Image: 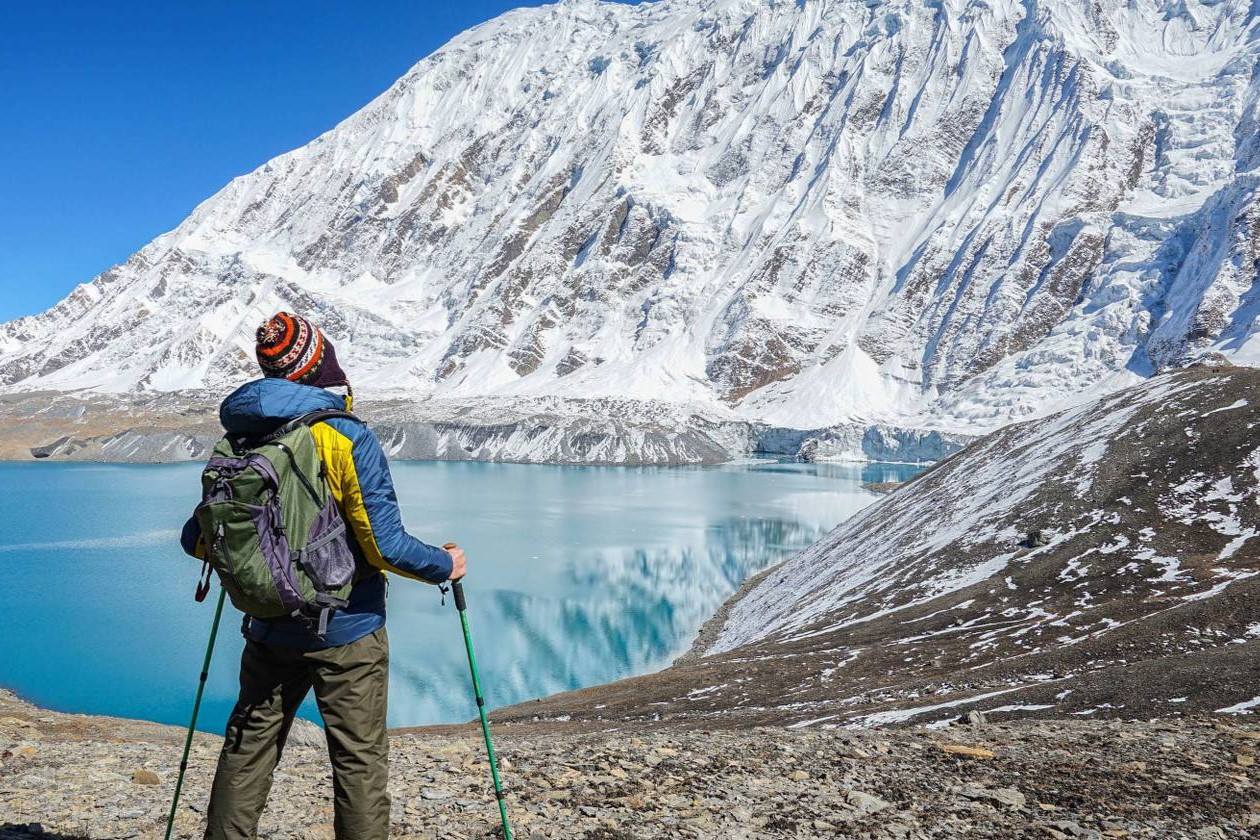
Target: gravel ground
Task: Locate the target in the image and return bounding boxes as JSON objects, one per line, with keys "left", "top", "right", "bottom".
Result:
{"left": 2, "top": 690, "right": 1258, "bottom": 839}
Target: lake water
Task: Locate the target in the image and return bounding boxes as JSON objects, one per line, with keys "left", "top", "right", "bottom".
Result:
{"left": 0, "top": 459, "right": 920, "bottom": 732}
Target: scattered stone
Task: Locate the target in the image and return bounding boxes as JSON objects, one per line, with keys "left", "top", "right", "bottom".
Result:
{"left": 940, "top": 743, "right": 996, "bottom": 760}
{"left": 1020, "top": 529, "right": 1051, "bottom": 549}
{"left": 0, "top": 715, "right": 36, "bottom": 730}
{"left": 1235, "top": 753, "right": 1255, "bottom": 767}
{"left": 845, "top": 790, "right": 891, "bottom": 815}
{"left": 287, "top": 717, "right": 326, "bottom": 748}
{"left": 991, "top": 788, "right": 1027, "bottom": 809}
{"left": 131, "top": 769, "right": 160, "bottom": 785}
{"left": 960, "top": 783, "right": 1026, "bottom": 809}
{"left": 6, "top": 744, "right": 38, "bottom": 761}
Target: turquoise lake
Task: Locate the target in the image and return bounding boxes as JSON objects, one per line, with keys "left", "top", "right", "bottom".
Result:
{"left": 0, "top": 459, "right": 921, "bottom": 731}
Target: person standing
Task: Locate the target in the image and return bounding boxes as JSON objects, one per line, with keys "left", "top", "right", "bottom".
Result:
{"left": 180, "top": 311, "right": 466, "bottom": 839}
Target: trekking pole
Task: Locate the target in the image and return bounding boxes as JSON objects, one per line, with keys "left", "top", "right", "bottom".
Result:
{"left": 449, "top": 574, "right": 513, "bottom": 839}
{"left": 164, "top": 585, "right": 227, "bottom": 840}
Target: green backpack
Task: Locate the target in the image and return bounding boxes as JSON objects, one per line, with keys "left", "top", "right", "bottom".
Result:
{"left": 193, "top": 409, "right": 361, "bottom": 635}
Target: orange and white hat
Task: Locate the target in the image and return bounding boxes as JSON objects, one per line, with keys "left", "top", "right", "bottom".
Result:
{"left": 254, "top": 312, "right": 347, "bottom": 388}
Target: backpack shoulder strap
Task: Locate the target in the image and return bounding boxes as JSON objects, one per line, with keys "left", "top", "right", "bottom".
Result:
{"left": 295, "top": 408, "right": 360, "bottom": 429}
{"left": 262, "top": 409, "right": 361, "bottom": 443}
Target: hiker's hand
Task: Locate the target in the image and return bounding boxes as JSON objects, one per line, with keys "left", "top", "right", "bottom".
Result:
{"left": 445, "top": 544, "right": 467, "bottom": 581}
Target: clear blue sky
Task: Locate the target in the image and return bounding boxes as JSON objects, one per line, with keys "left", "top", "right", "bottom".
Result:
{"left": 0, "top": 1, "right": 585, "bottom": 322}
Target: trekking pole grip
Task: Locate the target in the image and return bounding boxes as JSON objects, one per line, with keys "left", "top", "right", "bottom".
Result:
{"left": 443, "top": 543, "right": 467, "bottom": 612}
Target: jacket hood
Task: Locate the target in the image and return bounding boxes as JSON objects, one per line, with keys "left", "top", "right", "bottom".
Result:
{"left": 219, "top": 377, "right": 345, "bottom": 437}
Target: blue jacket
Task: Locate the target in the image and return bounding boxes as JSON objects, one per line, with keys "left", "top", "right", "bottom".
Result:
{"left": 181, "top": 377, "right": 452, "bottom": 649}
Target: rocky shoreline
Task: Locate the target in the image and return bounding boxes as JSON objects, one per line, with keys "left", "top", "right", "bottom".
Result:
{"left": 2, "top": 689, "right": 1258, "bottom": 839}
{"left": 0, "top": 391, "right": 969, "bottom": 466}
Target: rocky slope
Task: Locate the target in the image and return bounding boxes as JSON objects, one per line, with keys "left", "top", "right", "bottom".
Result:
{"left": 2, "top": 0, "right": 1259, "bottom": 463}
{"left": 494, "top": 366, "right": 1260, "bottom": 727}
{"left": 3, "top": 690, "right": 1258, "bottom": 839}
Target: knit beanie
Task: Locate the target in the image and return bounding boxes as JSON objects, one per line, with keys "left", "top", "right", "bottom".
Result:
{"left": 254, "top": 312, "right": 348, "bottom": 389}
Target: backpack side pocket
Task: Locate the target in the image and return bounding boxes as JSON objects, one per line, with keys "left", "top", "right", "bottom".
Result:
{"left": 195, "top": 498, "right": 303, "bottom": 619}
{"left": 299, "top": 499, "right": 356, "bottom": 593}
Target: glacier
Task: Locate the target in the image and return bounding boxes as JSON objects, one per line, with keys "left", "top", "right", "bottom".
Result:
{"left": 1, "top": 0, "right": 1258, "bottom": 457}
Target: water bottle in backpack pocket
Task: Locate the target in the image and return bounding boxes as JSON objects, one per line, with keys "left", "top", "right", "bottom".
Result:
{"left": 193, "top": 410, "right": 361, "bottom": 636}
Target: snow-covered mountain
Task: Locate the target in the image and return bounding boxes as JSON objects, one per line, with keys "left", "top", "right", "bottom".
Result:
{"left": 2, "top": 0, "right": 1259, "bottom": 437}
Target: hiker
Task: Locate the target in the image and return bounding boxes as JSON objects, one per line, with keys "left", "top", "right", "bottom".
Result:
{"left": 179, "top": 311, "right": 465, "bottom": 840}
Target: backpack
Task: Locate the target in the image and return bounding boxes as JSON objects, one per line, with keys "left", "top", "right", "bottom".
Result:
{"left": 193, "top": 408, "right": 361, "bottom": 636}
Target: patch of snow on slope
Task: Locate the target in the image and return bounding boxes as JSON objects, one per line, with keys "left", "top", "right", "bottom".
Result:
{"left": 1217, "top": 695, "right": 1260, "bottom": 714}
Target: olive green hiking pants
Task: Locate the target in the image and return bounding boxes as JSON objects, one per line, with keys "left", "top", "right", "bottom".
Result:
{"left": 203, "top": 627, "right": 390, "bottom": 840}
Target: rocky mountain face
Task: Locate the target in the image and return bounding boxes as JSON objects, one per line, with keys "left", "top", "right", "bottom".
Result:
{"left": 1, "top": 0, "right": 1258, "bottom": 453}
{"left": 498, "top": 366, "right": 1260, "bottom": 725}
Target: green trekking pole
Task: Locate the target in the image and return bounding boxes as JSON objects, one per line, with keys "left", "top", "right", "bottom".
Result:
{"left": 449, "top": 575, "right": 513, "bottom": 839}
{"left": 164, "top": 585, "right": 227, "bottom": 840}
